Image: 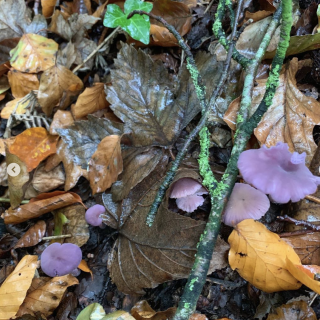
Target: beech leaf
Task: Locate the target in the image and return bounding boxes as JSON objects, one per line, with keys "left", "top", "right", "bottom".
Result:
{"left": 228, "top": 219, "right": 302, "bottom": 293}
{"left": 14, "top": 220, "right": 46, "bottom": 249}
{"left": 8, "top": 69, "right": 39, "bottom": 98}
{"left": 0, "top": 255, "right": 38, "bottom": 320}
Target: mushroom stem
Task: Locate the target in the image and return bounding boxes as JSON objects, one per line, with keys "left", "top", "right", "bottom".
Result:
{"left": 42, "top": 234, "right": 72, "bottom": 241}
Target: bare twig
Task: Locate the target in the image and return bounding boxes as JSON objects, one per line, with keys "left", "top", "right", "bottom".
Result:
{"left": 277, "top": 215, "right": 320, "bottom": 231}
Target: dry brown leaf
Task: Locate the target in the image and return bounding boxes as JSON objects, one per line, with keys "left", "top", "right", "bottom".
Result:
{"left": 17, "top": 274, "right": 78, "bottom": 317}
{"left": 0, "top": 255, "right": 38, "bottom": 320}
{"left": 14, "top": 221, "right": 46, "bottom": 249}
{"left": 60, "top": 204, "right": 89, "bottom": 247}
{"left": 266, "top": 300, "right": 316, "bottom": 320}
{"left": 9, "top": 127, "right": 59, "bottom": 172}
{"left": 38, "top": 64, "right": 83, "bottom": 116}
{"left": 71, "top": 83, "right": 110, "bottom": 119}
{"left": 10, "top": 34, "right": 58, "bottom": 73}
{"left": 93, "top": 1, "right": 108, "bottom": 18}
{"left": 56, "top": 42, "right": 76, "bottom": 69}
{"left": 89, "top": 135, "right": 123, "bottom": 194}
{"left": 8, "top": 69, "right": 39, "bottom": 98}
{"left": 228, "top": 220, "right": 302, "bottom": 293}
{"left": 131, "top": 300, "right": 176, "bottom": 320}
{"left": 2, "top": 191, "right": 84, "bottom": 224}
{"left": 1, "top": 96, "right": 29, "bottom": 119}
{"left": 78, "top": 260, "right": 92, "bottom": 277}
{"left": 49, "top": 110, "right": 75, "bottom": 135}
{"left": 41, "top": 0, "right": 57, "bottom": 17}
{"left": 224, "top": 58, "right": 320, "bottom": 164}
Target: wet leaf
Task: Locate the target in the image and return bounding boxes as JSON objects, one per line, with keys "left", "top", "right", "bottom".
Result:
{"left": 0, "top": 255, "right": 38, "bottom": 320}
{"left": 10, "top": 34, "right": 58, "bottom": 73}
{"left": 57, "top": 115, "right": 123, "bottom": 169}
{"left": 131, "top": 300, "right": 176, "bottom": 320}
{"left": 72, "top": 83, "right": 110, "bottom": 119}
{"left": 9, "top": 127, "right": 59, "bottom": 172}
{"left": 38, "top": 64, "right": 83, "bottom": 116}
{"left": 228, "top": 220, "right": 302, "bottom": 293}
{"left": 17, "top": 274, "right": 78, "bottom": 317}
{"left": 61, "top": 204, "right": 89, "bottom": 247}
{"left": 49, "top": 110, "right": 75, "bottom": 135}
{"left": 286, "top": 259, "right": 320, "bottom": 295}
{"left": 74, "top": 38, "right": 97, "bottom": 71}
{"left": 0, "top": 0, "right": 30, "bottom": 42}
{"left": 2, "top": 191, "right": 84, "bottom": 224}
{"left": 1, "top": 96, "right": 29, "bottom": 119}
{"left": 106, "top": 43, "right": 194, "bottom": 147}
{"left": 224, "top": 58, "right": 320, "bottom": 164}
{"left": 103, "top": 157, "right": 207, "bottom": 294}
{"left": 89, "top": 135, "right": 123, "bottom": 194}
{"left": 0, "top": 75, "right": 9, "bottom": 94}
{"left": 41, "top": 0, "right": 57, "bottom": 17}
{"left": 8, "top": 69, "right": 39, "bottom": 98}
{"left": 111, "top": 147, "right": 164, "bottom": 201}
{"left": 266, "top": 300, "right": 317, "bottom": 320}
{"left": 56, "top": 42, "right": 76, "bottom": 69}
{"left": 14, "top": 220, "right": 46, "bottom": 249}
{"left": 104, "top": 0, "right": 153, "bottom": 45}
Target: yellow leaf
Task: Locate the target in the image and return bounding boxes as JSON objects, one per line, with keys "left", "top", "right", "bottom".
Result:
{"left": 78, "top": 260, "right": 93, "bottom": 278}
{"left": 17, "top": 274, "right": 78, "bottom": 317}
{"left": 89, "top": 135, "right": 123, "bottom": 194}
{"left": 1, "top": 97, "right": 29, "bottom": 119}
{"left": 228, "top": 220, "right": 302, "bottom": 293}
{"left": 0, "top": 255, "right": 38, "bottom": 320}
{"left": 9, "top": 127, "right": 59, "bottom": 172}
{"left": 10, "top": 34, "right": 58, "bottom": 73}
{"left": 41, "top": 0, "right": 56, "bottom": 17}
{"left": 286, "top": 258, "right": 320, "bottom": 294}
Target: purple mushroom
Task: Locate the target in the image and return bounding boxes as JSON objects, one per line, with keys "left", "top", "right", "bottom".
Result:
{"left": 85, "top": 204, "right": 106, "bottom": 227}
{"left": 170, "top": 178, "right": 208, "bottom": 213}
{"left": 223, "top": 183, "right": 270, "bottom": 227}
{"left": 41, "top": 243, "right": 82, "bottom": 277}
{"left": 238, "top": 142, "right": 320, "bottom": 203}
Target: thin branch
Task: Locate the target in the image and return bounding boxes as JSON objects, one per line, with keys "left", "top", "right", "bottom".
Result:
{"left": 277, "top": 215, "right": 320, "bottom": 232}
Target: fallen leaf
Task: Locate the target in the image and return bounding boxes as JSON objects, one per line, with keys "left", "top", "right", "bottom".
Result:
{"left": 49, "top": 110, "right": 75, "bottom": 135}
{"left": 8, "top": 69, "right": 39, "bottom": 98}
{"left": 228, "top": 220, "right": 302, "bottom": 293}
{"left": 14, "top": 221, "right": 46, "bottom": 249}
{"left": 89, "top": 135, "right": 123, "bottom": 194}
{"left": 0, "top": 0, "right": 30, "bottom": 42}
{"left": 1, "top": 96, "right": 29, "bottom": 119}
{"left": 17, "top": 274, "right": 78, "bottom": 317}
{"left": 2, "top": 191, "right": 84, "bottom": 224}
{"left": 74, "top": 38, "right": 97, "bottom": 70}
{"left": 189, "top": 315, "right": 208, "bottom": 320}
{"left": 41, "top": 0, "right": 57, "bottom": 17}
{"left": 25, "top": 15, "right": 48, "bottom": 37}
{"left": 38, "top": 64, "right": 83, "bottom": 116}
{"left": 286, "top": 259, "right": 320, "bottom": 295}
{"left": 111, "top": 147, "right": 164, "bottom": 201}
{"left": 10, "top": 34, "right": 58, "bottom": 73}
{"left": 56, "top": 42, "right": 76, "bottom": 69}
{"left": 71, "top": 83, "right": 110, "bottom": 119}
{"left": 0, "top": 255, "right": 38, "bottom": 320}
{"left": 103, "top": 157, "right": 208, "bottom": 294}
{"left": 131, "top": 300, "right": 176, "bottom": 320}
{"left": 266, "top": 300, "right": 317, "bottom": 320}
{"left": 57, "top": 115, "right": 123, "bottom": 169}
{"left": 224, "top": 58, "right": 320, "bottom": 164}
{"left": 9, "top": 127, "right": 59, "bottom": 172}
{"left": 78, "top": 260, "right": 92, "bottom": 277}
{"left": 0, "top": 75, "right": 9, "bottom": 94}
{"left": 60, "top": 204, "right": 89, "bottom": 247}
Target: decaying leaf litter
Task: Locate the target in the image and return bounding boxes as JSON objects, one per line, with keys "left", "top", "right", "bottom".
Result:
{"left": 2, "top": 0, "right": 320, "bottom": 319}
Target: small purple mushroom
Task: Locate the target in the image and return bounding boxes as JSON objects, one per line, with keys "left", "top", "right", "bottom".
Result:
{"left": 41, "top": 243, "right": 82, "bottom": 277}
{"left": 238, "top": 142, "right": 320, "bottom": 203}
{"left": 85, "top": 204, "right": 106, "bottom": 227}
{"left": 223, "top": 183, "right": 270, "bottom": 227}
{"left": 170, "top": 178, "right": 208, "bottom": 213}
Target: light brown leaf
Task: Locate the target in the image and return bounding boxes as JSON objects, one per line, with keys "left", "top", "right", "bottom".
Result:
{"left": 225, "top": 58, "right": 320, "bottom": 164}
{"left": 41, "top": 0, "right": 57, "bottom": 17}
{"left": 49, "top": 110, "right": 75, "bottom": 135}
{"left": 131, "top": 300, "right": 176, "bottom": 320}
{"left": 2, "top": 191, "right": 84, "bottom": 224}
{"left": 72, "top": 83, "right": 110, "bottom": 119}
{"left": 38, "top": 64, "right": 83, "bottom": 116}
{"left": 89, "top": 135, "right": 123, "bottom": 194}
{"left": 17, "top": 274, "right": 78, "bottom": 317}
{"left": 1, "top": 96, "right": 29, "bottom": 119}
{"left": 14, "top": 220, "right": 46, "bottom": 249}
{"left": 9, "top": 127, "right": 59, "bottom": 172}
{"left": 228, "top": 220, "right": 302, "bottom": 293}
{"left": 0, "top": 255, "right": 38, "bottom": 320}
{"left": 10, "top": 34, "right": 58, "bottom": 73}
{"left": 8, "top": 69, "right": 39, "bottom": 98}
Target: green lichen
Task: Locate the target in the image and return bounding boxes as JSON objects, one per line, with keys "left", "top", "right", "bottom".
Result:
{"left": 186, "top": 58, "right": 205, "bottom": 106}
{"left": 189, "top": 277, "right": 198, "bottom": 290}
{"left": 236, "top": 113, "right": 244, "bottom": 125}
{"left": 213, "top": 174, "right": 229, "bottom": 200}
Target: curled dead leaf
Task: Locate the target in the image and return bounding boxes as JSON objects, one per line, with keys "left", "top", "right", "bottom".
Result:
{"left": 14, "top": 220, "right": 46, "bottom": 249}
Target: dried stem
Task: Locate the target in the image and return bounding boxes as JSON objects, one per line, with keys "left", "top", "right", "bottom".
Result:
{"left": 42, "top": 234, "right": 72, "bottom": 240}
{"left": 277, "top": 215, "right": 320, "bottom": 232}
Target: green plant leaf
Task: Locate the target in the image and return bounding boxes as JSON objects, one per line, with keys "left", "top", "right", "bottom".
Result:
{"left": 103, "top": 0, "right": 153, "bottom": 45}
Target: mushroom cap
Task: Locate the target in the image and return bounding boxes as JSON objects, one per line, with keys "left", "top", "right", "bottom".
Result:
{"left": 176, "top": 194, "right": 205, "bottom": 213}
{"left": 238, "top": 142, "right": 320, "bottom": 203}
{"left": 223, "top": 183, "right": 270, "bottom": 227}
{"left": 85, "top": 204, "right": 105, "bottom": 226}
{"left": 170, "top": 178, "right": 203, "bottom": 198}
{"left": 41, "top": 243, "right": 82, "bottom": 277}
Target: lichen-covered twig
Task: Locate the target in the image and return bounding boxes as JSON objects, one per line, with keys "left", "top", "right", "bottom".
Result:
{"left": 172, "top": 1, "right": 292, "bottom": 319}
